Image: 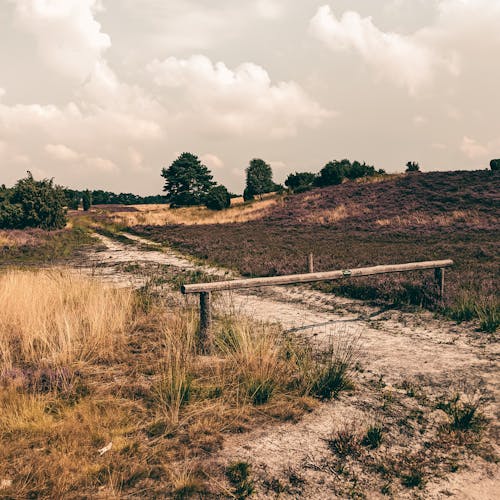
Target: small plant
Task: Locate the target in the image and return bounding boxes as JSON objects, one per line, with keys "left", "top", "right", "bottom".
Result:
{"left": 226, "top": 462, "right": 254, "bottom": 499}
{"left": 327, "top": 424, "right": 361, "bottom": 458}
{"left": 362, "top": 424, "right": 384, "bottom": 449}
{"left": 247, "top": 379, "right": 275, "bottom": 406}
{"left": 401, "top": 468, "right": 425, "bottom": 488}
{"left": 405, "top": 161, "right": 420, "bottom": 172}
{"left": 308, "top": 332, "right": 358, "bottom": 400}
{"left": 437, "top": 393, "right": 487, "bottom": 434}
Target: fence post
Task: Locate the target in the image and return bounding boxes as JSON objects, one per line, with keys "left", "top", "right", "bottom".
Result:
{"left": 434, "top": 268, "right": 444, "bottom": 300}
{"left": 308, "top": 253, "right": 314, "bottom": 273}
{"left": 199, "top": 292, "right": 213, "bottom": 354}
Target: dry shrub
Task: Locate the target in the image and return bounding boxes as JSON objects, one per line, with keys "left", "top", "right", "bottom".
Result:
{"left": 0, "top": 269, "right": 133, "bottom": 369}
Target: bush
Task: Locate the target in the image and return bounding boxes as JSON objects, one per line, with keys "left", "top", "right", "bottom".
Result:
{"left": 490, "top": 159, "right": 500, "bottom": 171}
{"left": 205, "top": 185, "right": 231, "bottom": 211}
{"left": 285, "top": 172, "right": 316, "bottom": 193}
{"left": 0, "top": 172, "right": 67, "bottom": 230}
{"left": 316, "top": 161, "right": 345, "bottom": 186}
{"left": 82, "top": 190, "right": 92, "bottom": 211}
{"left": 406, "top": 161, "right": 420, "bottom": 172}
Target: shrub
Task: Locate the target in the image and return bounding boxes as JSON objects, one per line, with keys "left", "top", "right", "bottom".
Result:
{"left": 406, "top": 161, "right": 420, "bottom": 172}
{"left": 490, "top": 159, "right": 500, "bottom": 171}
{"left": 0, "top": 172, "right": 67, "bottom": 230}
{"left": 226, "top": 462, "right": 254, "bottom": 499}
{"left": 285, "top": 172, "right": 316, "bottom": 193}
{"left": 316, "top": 161, "right": 345, "bottom": 186}
{"left": 437, "top": 393, "right": 487, "bottom": 434}
{"left": 82, "top": 190, "right": 92, "bottom": 211}
{"left": 327, "top": 424, "right": 361, "bottom": 458}
{"left": 307, "top": 332, "right": 358, "bottom": 400}
{"left": 205, "top": 185, "right": 231, "bottom": 211}
{"left": 362, "top": 424, "right": 384, "bottom": 449}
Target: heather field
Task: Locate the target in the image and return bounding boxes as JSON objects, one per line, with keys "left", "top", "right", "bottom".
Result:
{"left": 131, "top": 171, "right": 499, "bottom": 331}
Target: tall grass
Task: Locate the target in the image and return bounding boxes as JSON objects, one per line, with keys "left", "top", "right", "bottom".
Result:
{"left": 156, "top": 313, "right": 197, "bottom": 426}
{"left": 0, "top": 270, "right": 133, "bottom": 370}
{"left": 216, "top": 317, "right": 288, "bottom": 405}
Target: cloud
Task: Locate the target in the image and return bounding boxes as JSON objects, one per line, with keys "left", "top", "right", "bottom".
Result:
{"left": 10, "top": 0, "right": 110, "bottom": 82}
{"left": 201, "top": 154, "right": 224, "bottom": 170}
{"left": 85, "top": 156, "right": 117, "bottom": 172}
{"left": 460, "top": 136, "right": 490, "bottom": 160}
{"left": 256, "top": 0, "right": 284, "bottom": 19}
{"left": 309, "top": 6, "right": 442, "bottom": 95}
{"left": 148, "top": 54, "right": 331, "bottom": 138}
{"left": 309, "top": 1, "right": 500, "bottom": 95}
{"left": 45, "top": 144, "right": 81, "bottom": 161}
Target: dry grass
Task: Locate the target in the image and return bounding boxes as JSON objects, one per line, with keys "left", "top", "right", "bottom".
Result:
{"left": 298, "top": 203, "right": 370, "bottom": 225}
{"left": 376, "top": 210, "right": 483, "bottom": 228}
{"left": 0, "top": 271, "right": 346, "bottom": 497}
{"left": 0, "top": 269, "right": 133, "bottom": 369}
{"left": 103, "top": 197, "right": 280, "bottom": 227}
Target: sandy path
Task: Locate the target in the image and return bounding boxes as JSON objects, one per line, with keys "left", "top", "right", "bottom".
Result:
{"left": 83, "top": 232, "right": 499, "bottom": 499}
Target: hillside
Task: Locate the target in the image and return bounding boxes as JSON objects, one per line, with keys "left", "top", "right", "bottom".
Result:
{"left": 132, "top": 170, "right": 499, "bottom": 329}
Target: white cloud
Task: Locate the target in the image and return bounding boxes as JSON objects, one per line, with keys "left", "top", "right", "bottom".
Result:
{"left": 148, "top": 54, "right": 331, "bottom": 138}
{"left": 413, "top": 115, "right": 427, "bottom": 126}
{"left": 460, "top": 136, "right": 490, "bottom": 159}
{"left": 201, "top": 153, "right": 224, "bottom": 170}
{"left": 10, "top": 0, "right": 110, "bottom": 81}
{"left": 309, "top": 1, "right": 500, "bottom": 95}
{"left": 309, "top": 6, "right": 442, "bottom": 95}
{"left": 45, "top": 143, "right": 81, "bottom": 161}
{"left": 256, "top": 0, "right": 284, "bottom": 19}
{"left": 85, "top": 156, "right": 117, "bottom": 172}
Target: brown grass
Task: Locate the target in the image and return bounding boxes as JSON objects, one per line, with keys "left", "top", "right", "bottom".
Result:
{"left": 0, "top": 270, "right": 133, "bottom": 370}
{"left": 0, "top": 271, "right": 342, "bottom": 497}
{"left": 99, "top": 196, "right": 280, "bottom": 227}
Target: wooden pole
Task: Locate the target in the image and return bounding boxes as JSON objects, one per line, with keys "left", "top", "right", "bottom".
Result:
{"left": 308, "top": 253, "right": 314, "bottom": 273}
{"left": 182, "top": 259, "right": 454, "bottom": 295}
{"left": 434, "top": 268, "right": 444, "bottom": 300}
{"left": 199, "top": 292, "right": 212, "bottom": 354}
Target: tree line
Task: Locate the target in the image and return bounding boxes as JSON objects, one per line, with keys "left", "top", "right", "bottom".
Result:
{"left": 161, "top": 153, "right": 385, "bottom": 208}
{"left": 1, "top": 156, "right": 498, "bottom": 230}
{"left": 64, "top": 189, "right": 168, "bottom": 209}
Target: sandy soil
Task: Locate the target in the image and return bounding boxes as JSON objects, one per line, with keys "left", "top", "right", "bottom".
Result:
{"left": 80, "top": 232, "right": 499, "bottom": 499}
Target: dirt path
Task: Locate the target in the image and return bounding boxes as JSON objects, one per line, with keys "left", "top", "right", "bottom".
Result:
{"left": 82, "top": 232, "right": 499, "bottom": 499}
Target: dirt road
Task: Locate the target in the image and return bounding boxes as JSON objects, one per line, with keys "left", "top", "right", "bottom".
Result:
{"left": 82, "top": 232, "right": 499, "bottom": 499}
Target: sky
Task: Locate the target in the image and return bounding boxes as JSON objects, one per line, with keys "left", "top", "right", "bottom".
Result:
{"left": 0, "top": 0, "right": 499, "bottom": 195}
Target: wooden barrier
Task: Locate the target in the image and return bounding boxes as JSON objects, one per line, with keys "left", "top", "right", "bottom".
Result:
{"left": 182, "top": 259, "right": 453, "bottom": 353}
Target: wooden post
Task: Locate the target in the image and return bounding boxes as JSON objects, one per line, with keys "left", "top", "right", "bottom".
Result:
{"left": 308, "top": 253, "right": 314, "bottom": 273}
{"left": 434, "top": 268, "right": 444, "bottom": 300}
{"left": 199, "top": 292, "right": 213, "bottom": 354}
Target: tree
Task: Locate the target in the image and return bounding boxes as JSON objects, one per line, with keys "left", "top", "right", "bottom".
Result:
{"left": 205, "top": 185, "right": 231, "bottom": 211}
{"left": 161, "top": 153, "right": 215, "bottom": 207}
{"left": 285, "top": 172, "right": 316, "bottom": 193}
{"left": 245, "top": 159, "right": 274, "bottom": 200}
{"left": 82, "top": 190, "right": 92, "bottom": 211}
{"left": 406, "top": 161, "right": 420, "bottom": 172}
{"left": 490, "top": 159, "right": 500, "bottom": 171}
{"left": 0, "top": 172, "right": 67, "bottom": 230}
{"left": 316, "top": 161, "right": 345, "bottom": 186}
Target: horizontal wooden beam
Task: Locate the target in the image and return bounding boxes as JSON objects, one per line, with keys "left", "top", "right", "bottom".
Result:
{"left": 181, "top": 259, "right": 453, "bottom": 294}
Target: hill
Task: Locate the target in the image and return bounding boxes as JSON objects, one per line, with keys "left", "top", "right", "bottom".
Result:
{"left": 131, "top": 170, "right": 499, "bottom": 330}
